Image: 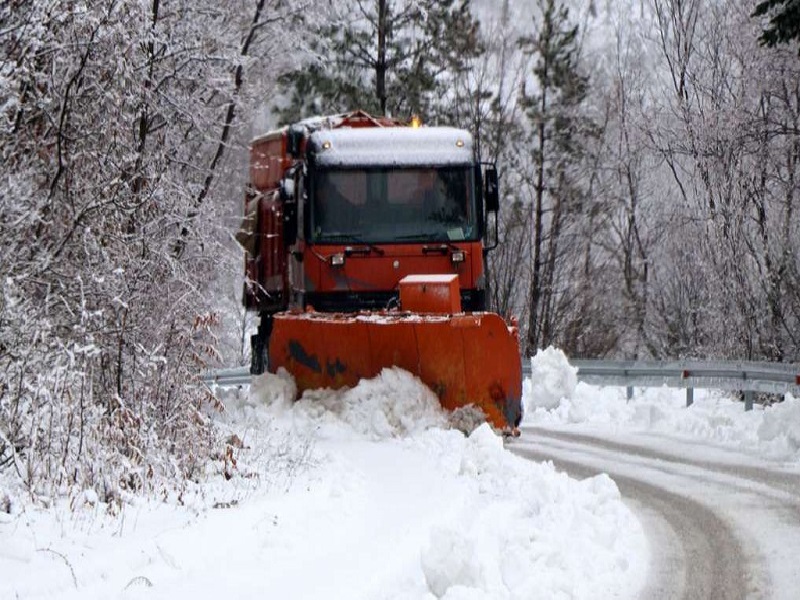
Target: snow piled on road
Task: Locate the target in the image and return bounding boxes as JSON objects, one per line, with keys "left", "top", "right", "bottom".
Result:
{"left": 419, "top": 425, "right": 640, "bottom": 600}
{"left": 1, "top": 366, "right": 647, "bottom": 600}
{"left": 524, "top": 347, "right": 800, "bottom": 463}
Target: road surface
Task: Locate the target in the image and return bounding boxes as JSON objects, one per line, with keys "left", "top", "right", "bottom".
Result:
{"left": 510, "top": 426, "right": 800, "bottom": 600}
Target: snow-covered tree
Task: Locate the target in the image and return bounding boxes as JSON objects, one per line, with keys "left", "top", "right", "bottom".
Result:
{"left": 644, "top": 0, "right": 800, "bottom": 361}
{"left": 0, "top": 0, "right": 298, "bottom": 499}
{"left": 274, "top": 0, "right": 484, "bottom": 122}
{"left": 518, "top": 0, "right": 598, "bottom": 355}
{"left": 753, "top": 0, "right": 800, "bottom": 51}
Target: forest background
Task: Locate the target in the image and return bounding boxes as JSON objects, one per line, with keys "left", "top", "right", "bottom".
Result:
{"left": 2, "top": 0, "right": 799, "bottom": 498}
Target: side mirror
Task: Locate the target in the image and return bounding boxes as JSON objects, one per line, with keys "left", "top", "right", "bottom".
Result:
{"left": 281, "top": 173, "right": 298, "bottom": 246}
{"left": 287, "top": 125, "right": 304, "bottom": 157}
{"left": 484, "top": 166, "right": 499, "bottom": 213}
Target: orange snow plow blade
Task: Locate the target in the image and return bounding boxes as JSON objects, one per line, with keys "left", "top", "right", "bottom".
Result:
{"left": 269, "top": 311, "right": 523, "bottom": 430}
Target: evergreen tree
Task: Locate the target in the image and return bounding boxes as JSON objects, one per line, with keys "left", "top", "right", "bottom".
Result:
{"left": 519, "top": 0, "right": 596, "bottom": 355}
{"left": 275, "top": 0, "right": 483, "bottom": 122}
{"left": 753, "top": 0, "right": 800, "bottom": 51}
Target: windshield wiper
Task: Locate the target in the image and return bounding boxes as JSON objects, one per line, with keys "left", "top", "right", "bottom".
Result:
{"left": 392, "top": 233, "right": 463, "bottom": 255}
{"left": 393, "top": 233, "right": 441, "bottom": 241}
{"left": 322, "top": 233, "right": 385, "bottom": 256}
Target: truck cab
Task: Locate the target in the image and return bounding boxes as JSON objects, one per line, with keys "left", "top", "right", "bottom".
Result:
{"left": 239, "top": 111, "right": 499, "bottom": 374}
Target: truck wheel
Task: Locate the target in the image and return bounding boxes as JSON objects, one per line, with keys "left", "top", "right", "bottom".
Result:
{"left": 250, "top": 334, "right": 266, "bottom": 375}
{"left": 249, "top": 313, "right": 273, "bottom": 376}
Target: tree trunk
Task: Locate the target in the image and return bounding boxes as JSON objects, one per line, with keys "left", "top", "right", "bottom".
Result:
{"left": 376, "top": 0, "right": 388, "bottom": 115}
{"left": 526, "top": 48, "right": 549, "bottom": 355}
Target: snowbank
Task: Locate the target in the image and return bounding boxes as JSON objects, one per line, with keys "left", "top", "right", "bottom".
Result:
{"left": 290, "top": 367, "right": 449, "bottom": 440}
{"left": 756, "top": 394, "right": 800, "bottom": 456}
{"left": 419, "top": 425, "right": 644, "bottom": 600}
{"left": 524, "top": 360, "right": 800, "bottom": 462}
{"left": 523, "top": 346, "right": 578, "bottom": 411}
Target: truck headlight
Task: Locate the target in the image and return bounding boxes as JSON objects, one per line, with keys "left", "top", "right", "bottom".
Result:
{"left": 450, "top": 250, "right": 465, "bottom": 264}
{"left": 330, "top": 253, "right": 345, "bottom": 267}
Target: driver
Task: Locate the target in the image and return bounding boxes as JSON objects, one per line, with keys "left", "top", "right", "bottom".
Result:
{"left": 420, "top": 171, "right": 465, "bottom": 224}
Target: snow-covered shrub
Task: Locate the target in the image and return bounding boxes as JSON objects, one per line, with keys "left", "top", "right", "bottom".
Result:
{"left": 0, "top": 1, "right": 298, "bottom": 504}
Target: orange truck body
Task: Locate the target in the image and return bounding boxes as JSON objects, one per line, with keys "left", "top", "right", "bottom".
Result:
{"left": 240, "top": 111, "right": 522, "bottom": 431}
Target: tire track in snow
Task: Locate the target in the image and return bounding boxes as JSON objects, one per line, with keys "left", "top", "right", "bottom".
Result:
{"left": 507, "top": 429, "right": 795, "bottom": 599}
{"left": 531, "top": 429, "right": 800, "bottom": 504}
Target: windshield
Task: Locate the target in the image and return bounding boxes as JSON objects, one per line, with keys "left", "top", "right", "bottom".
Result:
{"left": 310, "top": 167, "right": 477, "bottom": 243}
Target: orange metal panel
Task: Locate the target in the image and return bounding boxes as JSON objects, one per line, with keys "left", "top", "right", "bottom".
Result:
{"left": 250, "top": 133, "right": 287, "bottom": 191}
{"left": 269, "top": 313, "right": 372, "bottom": 391}
{"left": 413, "top": 316, "right": 468, "bottom": 407}
{"left": 367, "top": 318, "right": 420, "bottom": 375}
{"left": 302, "top": 241, "right": 480, "bottom": 294}
{"left": 258, "top": 194, "right": 287, "bottom": 297}
{"left": 460, "top": 313, "right": 522, "bottom": 428}
{"left": 399, "top": 274, "right": 461, "bottom": 314}
{"left": 469, "top": 244, "right": 483, "bottom": 284}
{"left": 336, "top": 110, "right": 404, "bottom": 128}
{"left": 268, "top": 310, "right": 522, "bottom": 430}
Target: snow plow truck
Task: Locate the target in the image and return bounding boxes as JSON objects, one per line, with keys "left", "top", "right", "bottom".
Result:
{"left": 237, "top": 110, "right": 522, "bottom": 432}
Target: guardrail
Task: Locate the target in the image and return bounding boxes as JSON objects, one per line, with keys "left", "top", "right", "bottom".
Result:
{"left": 202, "top": 359, "right": 800, "bottom": 411}
{"left": 567, "top": 359, "right": 800, "bottom": 410}
{"left": 202, "top": 367, "right": 251, "bottom": 387}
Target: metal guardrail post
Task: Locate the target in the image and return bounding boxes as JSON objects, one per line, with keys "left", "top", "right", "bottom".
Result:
{"left": 744, "top": 390, "right": 754, "bottom": 412}
{"left": 682, "top": 370, "right": 693, "bottom": 407}
{"left": 626, "top": 386, "right": 633, "bottom": 401}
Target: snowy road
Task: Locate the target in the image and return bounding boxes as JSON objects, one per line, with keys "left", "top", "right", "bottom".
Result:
{"left": 509, "top": 426, "right": 800, "bottom": 600}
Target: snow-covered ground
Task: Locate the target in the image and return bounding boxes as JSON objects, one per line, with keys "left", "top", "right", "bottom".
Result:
{"left": 2, "top": 349, "right": 799, "bottom": 600}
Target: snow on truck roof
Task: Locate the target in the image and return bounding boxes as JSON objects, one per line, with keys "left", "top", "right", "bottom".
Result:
{"left": 309, "top": 126, "right": 474, "bottom": 167}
